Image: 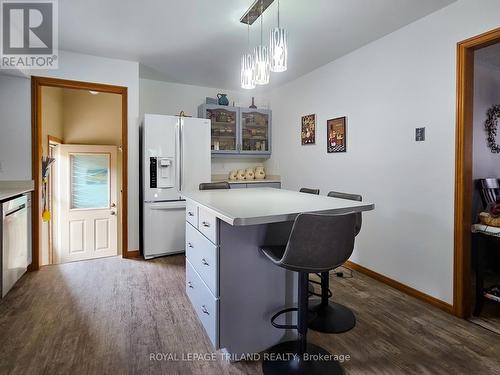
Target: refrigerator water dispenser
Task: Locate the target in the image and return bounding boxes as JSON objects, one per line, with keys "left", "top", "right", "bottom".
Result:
{"left": 150, "top": 157, "right": 174, "bottom": 188}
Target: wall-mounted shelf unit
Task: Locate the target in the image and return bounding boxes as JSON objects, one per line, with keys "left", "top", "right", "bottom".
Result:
{"left": 198, "top": 104, "right": 272, "bottom": 158}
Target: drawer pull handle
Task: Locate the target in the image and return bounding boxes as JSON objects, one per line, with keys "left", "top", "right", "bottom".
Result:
{"left": 188, "top": 211, "right": 194, "bottom": 217}
{"left": 201, "top": 305, "right": 209, "bottom": 315}
{"left": 187, "top": 281, "right": 194, "bottom": 288}
{"left": 187, "top": 242, "right": 194, "bottom": 248}
{"left": 201, "top": 258, "right": 209, "bottom": 266}
{"left": 202, "top": 221, "right": 210, "bottom": 228}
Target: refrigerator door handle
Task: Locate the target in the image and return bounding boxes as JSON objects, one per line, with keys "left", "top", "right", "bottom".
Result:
{"left": 175, "top": 120, "right": 181, "bottom": 192}
{"left": 179, "top": 117, "right": 184, "bottom": 192}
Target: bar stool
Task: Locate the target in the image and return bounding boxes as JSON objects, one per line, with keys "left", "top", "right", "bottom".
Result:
{"left": 299, "top": 187, "right": 320, "bottom": 297}
{"left": 299, "top": 187, "right": 320, "bottom": 195}
{"left": 260, "top": 212, "right": 356, "bottom": 375}
{"left": 308, "top": 191, "right": 362, "bottom": 334}
{"left": 199, "top": 181, "right": 231, "bottom": 190}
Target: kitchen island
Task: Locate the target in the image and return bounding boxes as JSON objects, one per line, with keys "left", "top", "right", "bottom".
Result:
{"left": 181, "top": 188, "right": 374, "bottom": 358}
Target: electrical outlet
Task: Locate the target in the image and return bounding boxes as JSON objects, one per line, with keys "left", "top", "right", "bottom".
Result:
{"left": 415, "top": 127, "right": 425, "bottom": 142}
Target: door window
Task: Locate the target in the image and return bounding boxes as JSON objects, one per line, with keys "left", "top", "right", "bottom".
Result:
{"left": 70, "top": 154, "right": 110, "bottom": 209}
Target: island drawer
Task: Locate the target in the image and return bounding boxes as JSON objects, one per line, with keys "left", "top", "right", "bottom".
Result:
{"left": 198, "top": 207, "right": 218, "bottom": 244}
{"left": 185, "top": 199, "right": 198, "bottom": 228}
{"left": 186, "top": 222, "right": 218, "bottom": 296}
{"left": 186, "top": 259, "right": 219, "bottom": 349}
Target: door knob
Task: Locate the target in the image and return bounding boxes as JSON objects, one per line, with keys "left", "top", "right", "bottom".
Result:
{"left": 110, "top": 211, "right": 116, "bottom": 216}
{"left": 111, "top": 203, "right": 116, "bottom": 207}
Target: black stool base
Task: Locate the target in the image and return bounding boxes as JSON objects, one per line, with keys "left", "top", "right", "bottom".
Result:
{"left": 262, "top": 341, "right": 344, "bottom": 375}
{"left": 308, "top": 300, "right": 356, "bottom": 334}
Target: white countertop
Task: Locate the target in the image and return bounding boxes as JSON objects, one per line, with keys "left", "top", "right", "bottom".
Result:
{"left": 0, "top": 188, "right": 33, "bottom": 201}
{"left": 0, "top": 181, "right": 34, "bottom": 202}
{"left": 182, "top": 188, "right": 374, "bottom": 226}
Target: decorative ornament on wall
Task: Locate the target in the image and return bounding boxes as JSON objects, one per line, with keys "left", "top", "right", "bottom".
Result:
{"left": 301, "top": 114, "right": 316, "bottom": 145}
{"left": 327, "top": 117, "right": 347, "bottom": 153}
{"left": 485, "top": 104, "right": 500, "bottom": 153}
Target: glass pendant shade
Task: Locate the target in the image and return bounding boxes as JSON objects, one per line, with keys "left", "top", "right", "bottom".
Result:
{"left": 254, "top": 45, "right": 270, "bottom": 85}
{"left": 270, "top": 27, "right": 287, "bottom": 72}
{"left": 241, "top": 53, "right": 255, "bottom": 89}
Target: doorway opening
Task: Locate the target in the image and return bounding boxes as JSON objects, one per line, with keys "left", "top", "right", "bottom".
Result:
{"left": 31, "top": 77, "right": 135, "bottom": 270}
{"left": 454, "top": 28, "right": 500, "bottom": 328}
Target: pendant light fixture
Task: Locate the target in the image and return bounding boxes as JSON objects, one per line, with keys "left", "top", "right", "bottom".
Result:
{"left": 269, "top": 0, "right": 287, "bottom": 72}
{"left": 241, "top": 14, "right": 255, "bottom": 89}
{"left": 253, "top": 0, "right": 270, "bottom": 85}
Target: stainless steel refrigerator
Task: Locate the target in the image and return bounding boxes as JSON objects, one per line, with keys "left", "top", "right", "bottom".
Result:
{"left": 141, "top": 114, "right": 211, "bottom": 259}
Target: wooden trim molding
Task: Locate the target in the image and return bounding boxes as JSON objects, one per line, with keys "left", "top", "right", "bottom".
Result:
{"left": 345, "top": 261, "right": 453, "bottom": 314}
{"left": 47, "top": 135, "right": 63, "bottom": 145}
{"left": 453, "top": 27, "right": 500, "bottom": 318}
{"left": 31, "top": 76, "right": 131, "bottom": 269}
{"left": 124, "top": 250, "right": 140, "bottom": 259}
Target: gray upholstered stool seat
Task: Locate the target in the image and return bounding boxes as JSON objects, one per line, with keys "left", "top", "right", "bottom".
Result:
{"left": 199, "top": 181, "right": 231, "bottom": 190}
{"left": 260, "top": 245, "right": 286, "bottom": 264}
{"left": 298, "top": 187, "right": 320, "bottom": 297}
{"left": 299, "top": 187, "right": 320, "bottom": 195}
{"left": 260, "top": 212, "right": 356, "bottom": 375}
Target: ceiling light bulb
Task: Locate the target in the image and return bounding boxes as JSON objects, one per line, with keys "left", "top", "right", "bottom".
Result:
{"left": 254, "top": 45, "right": 270, "bottom": 85}
{"left": 270, "top": 27, "right": 287, "bottom": 72}
{"left": 270, "top": 0, "right": 287, "bottom": 73}
{"left": 241, "top": 53, "right": 255, "bottom": 89}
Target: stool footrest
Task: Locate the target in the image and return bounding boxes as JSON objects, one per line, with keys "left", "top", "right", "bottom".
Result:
{"left": 270, "top": 307, "right": 298, "bottom": 330}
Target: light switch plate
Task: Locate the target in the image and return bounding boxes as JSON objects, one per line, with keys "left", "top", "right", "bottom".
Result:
{"left": 416, "top": 127, "right": 425, "bottom": 142}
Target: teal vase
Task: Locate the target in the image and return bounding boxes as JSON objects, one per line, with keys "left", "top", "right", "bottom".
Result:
{"left": 217, "top": 93, "right": 229, "bottom": 106}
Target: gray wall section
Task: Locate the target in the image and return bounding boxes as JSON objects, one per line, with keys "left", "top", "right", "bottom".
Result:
{"left": 0, "top": 74, "right": 31, "bottom": 180}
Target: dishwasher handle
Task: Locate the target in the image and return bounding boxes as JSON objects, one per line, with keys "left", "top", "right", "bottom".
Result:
{"left": 5, "top": 204, "right": 26, "bottom": 217}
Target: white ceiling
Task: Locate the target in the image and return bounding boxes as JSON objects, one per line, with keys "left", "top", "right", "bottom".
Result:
{"left": 60, "top": 0, "right": 456, "bottom": 91}
{"left": 476, "top": 43, "right": 500, "bottom": 68}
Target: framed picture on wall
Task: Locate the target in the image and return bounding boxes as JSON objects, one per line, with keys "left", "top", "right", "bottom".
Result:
{"left": 301, "top": 114, "right": 316, "bottom": 145}
{"left": 327, "top": 116, "right": 347, "bottom": 153}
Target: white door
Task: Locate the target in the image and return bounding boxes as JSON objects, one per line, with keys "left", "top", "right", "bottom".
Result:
{"left": 54, "top": 145, "right": 118, "bottom": 263}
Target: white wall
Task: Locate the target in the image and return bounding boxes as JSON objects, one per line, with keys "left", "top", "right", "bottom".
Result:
{"left": 139, "top": 78, "right": 270, "bottom": 175}
{"left": 0, "top": 74, "right": 31, "bottom": 180}
{"left": 472, "top": 61, "right": 500, "bottom": 180}
{"left": 267, "top": 0, "right": 500, "bottom": 304}
{"left": 1, "top": 51, "right": 140, "bottom": 251}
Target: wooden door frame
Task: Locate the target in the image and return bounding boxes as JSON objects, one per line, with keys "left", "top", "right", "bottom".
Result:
{"left": 454, "top": 27, "right": 500, "bottom": 317}
{"left": 47, "top": 135, "right": 63, "bottom": 265}
{"left": 30, "top": 76, "right": 137, "bottom": 271}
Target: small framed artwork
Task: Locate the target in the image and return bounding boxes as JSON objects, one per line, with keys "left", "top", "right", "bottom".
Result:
{"left": 327, "top": 116, "right": 347, "bottom": 153}
{"left": 301, "top": 114, "right": 316, "bottom": 145}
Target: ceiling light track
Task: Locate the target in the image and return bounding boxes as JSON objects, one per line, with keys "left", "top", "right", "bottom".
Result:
{"left": 240, "top": 0, "right": 275, "bottom": 25}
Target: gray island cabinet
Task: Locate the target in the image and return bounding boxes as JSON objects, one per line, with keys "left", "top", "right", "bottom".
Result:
{"left": 182, "top": 188, "right": 374, "bottom": 358}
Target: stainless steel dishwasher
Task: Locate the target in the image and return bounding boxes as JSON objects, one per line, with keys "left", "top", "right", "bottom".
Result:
{"left": 1, "top": 195, "right": 28, "bottom": 298}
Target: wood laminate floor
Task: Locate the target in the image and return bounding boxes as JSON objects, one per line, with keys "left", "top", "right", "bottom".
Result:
{"left": 0, "top": 255, "right": 499, "bottom": 375}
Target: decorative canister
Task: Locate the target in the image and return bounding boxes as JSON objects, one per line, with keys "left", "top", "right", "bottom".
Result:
{"left": 236, "top": 169, "right": 246, "bottom": 180}
{"left": 228, "top": 170, "right": 237, "bottom": 181}
{"left": 255, "top": 166, "right": 266, "bottom": 180}
{"left": 245, "top": 168, "right": 255, "bottom": 180}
